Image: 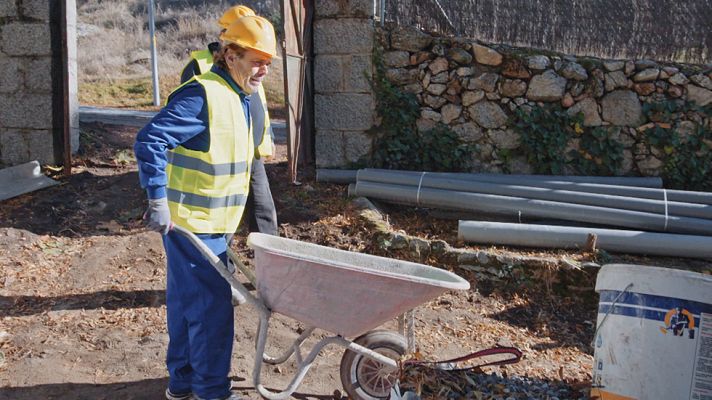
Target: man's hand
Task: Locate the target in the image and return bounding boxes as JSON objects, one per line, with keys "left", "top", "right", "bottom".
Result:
{"left": 144, "top": 198, "right": 172, "bottom": 235}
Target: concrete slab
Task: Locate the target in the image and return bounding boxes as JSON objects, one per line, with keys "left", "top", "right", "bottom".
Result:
{"left": 0, "top": 160, "right": 58, "bottom": 201}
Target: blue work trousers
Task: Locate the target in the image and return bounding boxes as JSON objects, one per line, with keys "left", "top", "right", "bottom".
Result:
{"left": 163, "top": 231, "right": 234, "bottom": 399}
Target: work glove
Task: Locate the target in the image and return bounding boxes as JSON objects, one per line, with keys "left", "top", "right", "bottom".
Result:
{"left": 143, "top": 197, "right": 172, "bottom": 235}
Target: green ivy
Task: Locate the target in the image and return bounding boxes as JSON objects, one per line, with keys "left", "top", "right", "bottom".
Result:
{"left": 572, "top": 127, "right": 625, "bottom": 176}
{"left": 365, "top": 50, "right": 475, "bottom": 172}
{"left": 511, "top": 105, "right": 576, "bottom": 174}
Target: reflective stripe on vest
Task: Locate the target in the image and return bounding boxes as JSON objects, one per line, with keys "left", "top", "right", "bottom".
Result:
{"left": 166, "top": 71, "right": 254, "bottom": 233}
{"left": 253, "top": 84, "right": 273, "bottom": 158}
{"left": 191, "top": 49, "right": 213, "bottom": 75}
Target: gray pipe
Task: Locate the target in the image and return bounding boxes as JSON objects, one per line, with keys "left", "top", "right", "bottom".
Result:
{"left": 354, "top": 169, "right": 712, "bottom": 219}
{"left": 458, "top": 221, "right": 712, "bottom": 260}
{"left": 358, "top": 168, "right": 663, "bottom": 187}
{"left": 357, "top": 169, "right": 712, "bottom": 205}
{"left": 316, "top": 169, "right": 359, "bottom": 184}
{"left": 352, "top": 181, "right": 712, "bottom": 236}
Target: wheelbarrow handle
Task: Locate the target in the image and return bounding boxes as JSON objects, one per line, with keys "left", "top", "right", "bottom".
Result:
{"left": 170, "top": 225, "right": 268, "bottom": 315}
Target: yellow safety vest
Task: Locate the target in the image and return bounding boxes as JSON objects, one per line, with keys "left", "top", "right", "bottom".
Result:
{"left": 183, "top": 50, "right": 274, "bottom": 158}
{"left": 165, "top": 71, "right": 254, "bottom": 233}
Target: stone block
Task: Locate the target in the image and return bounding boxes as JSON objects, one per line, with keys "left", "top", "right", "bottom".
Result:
{"left": 315, "top": 129, "right": 345, "bottom": 167}
{"left": 314, "top": 55, "right": 344, "bottom": 93}
{"left": 0, "top": 1, "right": 17, "bottom": 16}
{"left": 469, "top": 101, "right": 508, "bottom": 129}
{"left": 27, "top": 57, "right": 52, "bottom": 92}
{"left": 345, "top": 54, "right": 371, "bottom": 92}
{"left": 0, "top": 93, "right": 53, "bottom": 129}
{"left": 526, "top": 70, "right": 567, "bottom": 101}
{"left": 601, "top": 90, "right": 644, "bottom": 127}
{"left": 0, "top": 57, "right": 23, "bottom": 93}
{"left": 25, "top": 129, "right": 55, "bottom": 164}
{"left": 383, "top": 51, "right": 410, "bottom": 68}
{"left": 1, "top": 23, "right": 51, "bottom": 56}
{"left": 0, "top": 129, "right": 29, "bottom": 166}
{"left": 315, "top": 93, "right": 373, "bottom": 130}
{"left": 344, "top": 131, "right": 372, "bottom": 163}
{"left": 314, "top": 19, "right": 373, "bottom": 55}
{"left": 20, "top": 0, "right": 50, "bottom": 21}
{"left": 391, "top": 27, "right": 432, "bottom": 52}
{"left": 315, "top": 0, "right": 374, "bottom": 18}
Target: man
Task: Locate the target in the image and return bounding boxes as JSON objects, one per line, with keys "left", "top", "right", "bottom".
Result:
{"left": 182, "top": 5, "right": 278, "bottom": 238}
{"left": 134, "top": 16, "right": 278, "bottom": 400}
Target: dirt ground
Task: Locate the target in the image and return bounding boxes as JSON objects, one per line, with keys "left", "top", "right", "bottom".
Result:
{"left": 4, "top": 123, "right": 705, "bottom": 399}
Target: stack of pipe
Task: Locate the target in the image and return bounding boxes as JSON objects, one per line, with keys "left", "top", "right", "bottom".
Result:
{"left": 323, "top": 168, "right": 712, "bottom": 259}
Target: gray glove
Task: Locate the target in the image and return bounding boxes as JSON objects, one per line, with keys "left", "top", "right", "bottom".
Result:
{"left": 144, "top": 197, "right": 172, "bottom": 235}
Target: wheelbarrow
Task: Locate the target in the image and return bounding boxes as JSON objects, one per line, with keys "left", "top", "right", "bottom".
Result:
{"left": 173, "top": 226, "right": 470, "bottom": 400}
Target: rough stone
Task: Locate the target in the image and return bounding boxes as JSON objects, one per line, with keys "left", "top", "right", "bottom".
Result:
{"left": 385, "top": 68, "right": 418, "bottom": 85}
{"left": 344, "top": 131, "right": 372, "bottom": 163}
{"left": 667, "top": 85, "right": 683, "bottom": 98}
{"left": 527, "top": 55, "right": 550, "bottom": 70}
{"left": 663, "top": 66, "right": 680, "bottom": 76}
{"left": 632, "top": 68, "right": 660, "bottom": 82}
{"left": 561, "top": 93, "right": 574, "bottom": 108}
{"left": 1, "top": 23, "right": 51, "bottom": 56}
{"left": 430, "top": 71, "right": 449, "bottom": 84}
{"left": 601, "top": 90, "right": 644, "bottom": 126}
{"left": 469, "top": 73, "right": 499, "bottom": 92}
{"left": 469, "top": 101, "right": 508, "bottom": 129}
{"left": 624, "top": 61, "right": 635, "bottom": 76}
{"left": 383, "top": 51, "right": 410, "bottom": 68}
{"left": 499, "top": 79, "right": 527, "bottom": 98}
{"left": 567, "top": 98, "right": 602, "bottom": 126}
{"left": 0, "top": 130, "right": 29, "bottom": 165}
{"left": 440, "top": 104, "right": 462, "bottom": 124}
{"left": 428, "top": 57, "right": 449, "bottom": 75}
{"left": 315, "top": 130, "right": 345, "bottom": 167}
{"left": 472, "top": 44, "right": 502, "bottom": 66}
{"left": 570, "top": 82, "right": 585, "bottom": 97}
{"left": 452, "top": 122, "right": 484, "bottom": 142}
{"left": 526, "top": 70, "right": 567, "bottom": 101}
{"left": 410, "top": 52, "right": 431, "bottom": 65}
{"left": 633, "top": 82, "right": 656, "bottom": 96}
{"left": 456, "top": 67, "right": 475, "bottom": 77}
{"left": 668, "top": 73, "right": 689, "bottom": 86}
{"left": 687, "top": 85, "right": 712, "bottom": 106}
{"left": 691, "top": 74, "right": 712, "bottom": 90}
{"left": 603, "top": 61, "right": 625, "bottom": 72}
{"left": 0, "top": 1, "right": 16, "bottom": 17}
{"left": 421, "top": 108, "right": 442, "bottom": 121}
{"left": 391, "top": 27, "right": 433, "bottom": 52}
{"left": 0, "top": 94, "right": 52, "bottom": 129}
{"left": 27, "top": 57, "right": 53, "bottom": 92}
{"left": 346, "top": 54, "right": 372, "bottom": 92}
{"left": 426, "top": 83, "right": 447, "bottom": 96}
{"left": 501, "top": 59, "right": 531, "bottom": 79}
{"left": 604, "top": 71, "right": 629, "bottom": 92}
{"left": 635, "top": 59, "right": 657, "bottom": 70}
{"left": 489, "top": 129, "right": 520, "bottom": 149}
{"left": 315, "top": 0, "right": 374, "bottom": 17}
{"left": 446, "top": 79, "right": 462, "bottom": 96}
{"left": 561, "top": 62, "right": 588, "bottom": 81}
{"left": 416, "top": 117, "right": 437, "bottom": 132}
{"left": 423, "top": 95, "right": 447, "bottom": 109}
{"left": 675, "top": 120, "right": 697, "bottom": 140}
{"left": 636, "top": 156, "right": 663, "bottom": 174}
{"left": 20, "top": 0, "right": 50, "bottom": 21}
{"left": 25, "top": 129, "right": 55, "bottom": 164}
{"left": 462, "top": 90, "right": 485, "bottom": 106}
{"left": 0, "top": 57, "right": 22, "bottom": 93}
{"left": 315, "top": 93, "right": 373, "bottom": 130}
{"left": 448, "top": 47, "right": 473, "bottom": 65}
{"left": 431, "top": 43, "right": 447, "bottom": 57}
{"left": 314, "top": 56, "right": 343, "bottom": 92}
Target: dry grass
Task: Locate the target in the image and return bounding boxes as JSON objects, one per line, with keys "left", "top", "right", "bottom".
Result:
{"left": 77, "top": 0, "right": 285, "bottom": 116}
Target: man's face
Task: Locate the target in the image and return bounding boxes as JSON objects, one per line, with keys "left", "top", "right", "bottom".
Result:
{"left": 225, "top": 48, "right": 272, "bottom": 94}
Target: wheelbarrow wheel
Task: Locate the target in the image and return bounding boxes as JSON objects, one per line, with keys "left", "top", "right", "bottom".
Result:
{"left": 339, "top": 329, "right": 406, "bottom": 400}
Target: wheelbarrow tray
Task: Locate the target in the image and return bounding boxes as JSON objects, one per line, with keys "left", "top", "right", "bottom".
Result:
{"left": 247, "top": 233, "right": 470, "bottom": 337}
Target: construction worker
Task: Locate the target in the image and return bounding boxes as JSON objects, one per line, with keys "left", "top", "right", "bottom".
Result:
{"left": 181, "top": 5, "right": 278, "bottom": 238}
{"left": 134, "top": 16, "right": 279, "bottom": 400}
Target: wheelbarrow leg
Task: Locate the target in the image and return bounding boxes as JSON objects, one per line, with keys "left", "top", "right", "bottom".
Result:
{"left": 397, "top": 309, "right": 416, "bottom": 353}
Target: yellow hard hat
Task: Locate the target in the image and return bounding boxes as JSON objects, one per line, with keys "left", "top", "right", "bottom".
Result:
{"left": 217, "top": 5, "right": 256, "bottom": 29}
{"left": 220, "top": 15, "right": 278, "bottom": 58}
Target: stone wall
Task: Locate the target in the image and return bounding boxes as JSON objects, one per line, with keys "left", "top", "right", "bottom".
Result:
{"left": 376, "top": 26, "right": 712, "bottom": 176}
{"left": 312, "top": 0, "right": 376, "bottom": 167}
{"left": 0, "top": 0, "right": 78, "bottom": 167}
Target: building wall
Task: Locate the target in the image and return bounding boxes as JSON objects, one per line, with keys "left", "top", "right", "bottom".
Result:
{"left": 0, "top": 0, "right": 78, "bottom": 167}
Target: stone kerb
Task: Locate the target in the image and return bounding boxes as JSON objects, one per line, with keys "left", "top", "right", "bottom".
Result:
{"left": 366, "top": 25, "right": 712, "bottom": 177}
{"left": 314, "top": 0, "right": 376, "bottom": 167}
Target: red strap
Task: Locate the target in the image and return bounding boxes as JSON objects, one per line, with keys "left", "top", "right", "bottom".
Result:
{"left": 403, "top": 346, "right": 522, "bottom": 371}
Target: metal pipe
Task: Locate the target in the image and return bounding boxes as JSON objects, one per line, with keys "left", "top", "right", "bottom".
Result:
{"left": 316, "top": 169, "right": 359, "bottom": 184}
{"left": 351, "top": 181, "right": 712, "bottom": 236}
{"left": 357, "top": 169, "right": 712, "bottom": 205}
{"left": 148, "top": 0, "right": 160, "bottom": 106}
{"left": 354, "top": 169, "right": 712, "bottom": 219}
{"left": 458, "top": 221, "right": 712, "bottom": 259}
{"left": 358, "top": 168, "right": 663, "bottom": 187}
